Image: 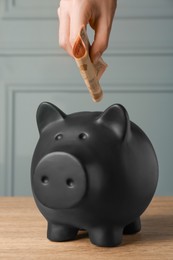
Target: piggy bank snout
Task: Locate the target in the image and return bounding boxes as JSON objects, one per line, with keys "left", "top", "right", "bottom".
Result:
{"left": 33, "top": 152, "right": 87, "bottom": 209}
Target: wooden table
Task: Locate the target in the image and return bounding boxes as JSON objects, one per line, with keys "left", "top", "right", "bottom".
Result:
{"left": 0, "top": 197, "right": 173, "bottom": 260}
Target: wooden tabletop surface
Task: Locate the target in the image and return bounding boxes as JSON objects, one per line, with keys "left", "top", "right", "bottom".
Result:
{"left": 0, "top": 197, "right": 173, "bottom": 260}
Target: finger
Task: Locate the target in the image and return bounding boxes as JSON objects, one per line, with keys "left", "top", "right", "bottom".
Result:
{"left": 90, "top": 19, "right": 111, "bottom": 63}
{"left": 58, "top": 5, "right": 73, "bottom": 56}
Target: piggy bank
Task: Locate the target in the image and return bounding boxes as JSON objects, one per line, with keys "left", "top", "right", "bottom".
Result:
{"left": 31, "top": 102, "right": 158, "bottom": 247}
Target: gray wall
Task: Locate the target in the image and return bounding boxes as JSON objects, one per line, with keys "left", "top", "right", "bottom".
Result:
{"left": 0, "top": 0, "right": 173, "bottom": 196}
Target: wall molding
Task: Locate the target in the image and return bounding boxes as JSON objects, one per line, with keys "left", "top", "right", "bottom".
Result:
{"left": 1, "top": 46, "right": 173, "bottom": 57}
{"left": 5, "top": 82, "right": 173, "bottom": 94}
{"left": 0, "top": 81, "right": 6, "bottom": 195}
{"left": 3, "top": 82, "right": 15, "bottom": 195}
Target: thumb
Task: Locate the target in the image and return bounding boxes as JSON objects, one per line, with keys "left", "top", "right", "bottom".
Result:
{"left": 90, "top": 20, "right": 110, "bottom": 63}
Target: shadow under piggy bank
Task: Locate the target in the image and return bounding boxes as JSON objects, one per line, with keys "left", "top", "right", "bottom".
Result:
{"left": 31, "top": 102, "right": 158, "bottom": 247}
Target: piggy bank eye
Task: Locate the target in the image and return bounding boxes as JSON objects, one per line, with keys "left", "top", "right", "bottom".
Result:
{"left": 78, "top": 133, "right": 88, "bottom": 140}
{"left": 66, "top": 178, "right": 75, "bottom": 188}
{"left": 41, "top": 176, "right": 49, "bottom": 185}
{"left": 55, "top": 133, "right": 63, "bottom": 140}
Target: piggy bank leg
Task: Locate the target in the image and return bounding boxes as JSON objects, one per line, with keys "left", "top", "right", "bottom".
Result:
{"left": 47, "top": 222, "right": 78, "bottom": 242}
{"left": 89, "top": 227, "right": 123, "bottom": 247}
{"left": 123, "top": 217, "right": 141, "bottom": 234}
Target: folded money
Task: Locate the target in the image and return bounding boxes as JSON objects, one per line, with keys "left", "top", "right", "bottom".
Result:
{"left": 73, "top": 26, "right": 107, "bottom": 102}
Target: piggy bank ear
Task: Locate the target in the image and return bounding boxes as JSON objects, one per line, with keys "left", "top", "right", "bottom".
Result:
{"left": 36, "top": 102, "right": 66, "bottom": 134}
{"left": 97, "top": 104, "right": 131, "bottom": 141}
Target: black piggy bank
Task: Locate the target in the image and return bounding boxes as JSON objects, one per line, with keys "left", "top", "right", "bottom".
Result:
{"left": 31, "top": 102, "right": 158, "bottom": 247}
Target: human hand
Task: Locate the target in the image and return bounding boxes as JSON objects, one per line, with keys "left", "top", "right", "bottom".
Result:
{"left": 58, "top": 0, "right": 117, "bottom": 63}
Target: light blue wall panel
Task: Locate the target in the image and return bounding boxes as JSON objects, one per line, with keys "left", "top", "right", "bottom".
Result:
{"left": 0, "top": 0, "right": 173, "bottom": 195}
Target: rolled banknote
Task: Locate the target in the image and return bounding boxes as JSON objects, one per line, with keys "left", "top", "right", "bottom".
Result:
{"left": 73, "top": 26, "right": 107, "bottom": 102}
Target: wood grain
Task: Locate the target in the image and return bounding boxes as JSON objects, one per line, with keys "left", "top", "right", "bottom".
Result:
{"left": 0, "top": 197, "right": 173, "bottom": 260}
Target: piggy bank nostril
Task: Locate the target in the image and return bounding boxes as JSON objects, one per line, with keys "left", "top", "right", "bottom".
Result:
{"left": 41, "top": 176, "right": 49, "bottom": 185}
{"left": 66, "top": 178, "right": 75, "bottom": 188}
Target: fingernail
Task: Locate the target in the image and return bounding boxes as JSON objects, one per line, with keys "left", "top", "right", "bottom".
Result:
{"left": 92, "top": 52, "right": 101, "bottom": 64}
